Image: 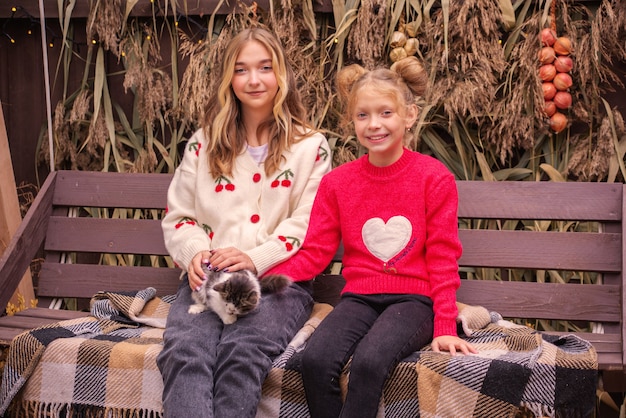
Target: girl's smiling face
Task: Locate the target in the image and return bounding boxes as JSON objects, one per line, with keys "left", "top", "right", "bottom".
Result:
{"left": 230, "top": 40, "right": 279, "bottom": 117}
{"left": 352, "top": 88, "right": 418, "bottom": 167}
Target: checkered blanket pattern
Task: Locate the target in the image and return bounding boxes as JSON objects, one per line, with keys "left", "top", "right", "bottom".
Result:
{"left": 0, "top": 290, "right": 598, "bottom": 418}
{"left": 0, "top": 288, "right": 170, "bottom": 417}
{"left": 256, "top": 303, "right": 598, "bottom": 418}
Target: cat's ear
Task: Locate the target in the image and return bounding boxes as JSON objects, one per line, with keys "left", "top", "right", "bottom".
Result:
{"left": 213, "top": 282, "right": 226, "bottom": 292}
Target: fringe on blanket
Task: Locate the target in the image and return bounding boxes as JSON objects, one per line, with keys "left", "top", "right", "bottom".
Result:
{"left": 8, "top": 401, "right": 163, "bottom": 418}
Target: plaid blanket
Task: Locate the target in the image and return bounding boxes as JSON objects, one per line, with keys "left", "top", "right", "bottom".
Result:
{"left": 0, "top": 291, "right": 597, "bottom": 418}
{"left": 0, "top": 288, "right": 172, "bottom": 417}
{"left": 257, "top": 302, "right": 598, "bottom": 418}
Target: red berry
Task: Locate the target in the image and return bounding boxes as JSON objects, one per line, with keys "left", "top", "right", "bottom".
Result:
{"left": 253, "top": 173, "right": 261, "bottom": 182}
{"left": 285, "top": 242, "right": 293, "bottom": 251}
{"left": 225, "top": 183, "right": 235, "bottom": 191}
{"left": 281, "top": 180, "right": 291, "bottom": 187}
{"left": 215, "top": 184, "right": 224, "bottom": 192}
{"left": 271, "top": 180, "right": 280, "bottom": 188}
{"left": 278, "top": 236, "right": 287, "bottom": 241}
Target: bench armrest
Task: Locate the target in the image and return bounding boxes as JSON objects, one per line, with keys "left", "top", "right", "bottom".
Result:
{"left": 0, "top": 172, "right": 56, "bottom": 311}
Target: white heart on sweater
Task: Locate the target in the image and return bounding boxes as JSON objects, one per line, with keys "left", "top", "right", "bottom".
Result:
{"left": 362, "top": 216, "right": 412, "bottom": 262}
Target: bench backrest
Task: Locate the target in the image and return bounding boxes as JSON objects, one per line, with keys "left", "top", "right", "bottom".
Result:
{"left": 36, "top": 170, "right": 178, "bottom": 299}
{"left": 12, "top": 170, "right": 625, "bottom": 370}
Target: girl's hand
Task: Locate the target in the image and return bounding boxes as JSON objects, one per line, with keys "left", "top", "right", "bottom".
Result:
{"left": 431, "top": 335, "right": 478, "bottom": 356}
{"left": 188, "top": 251, "right": 212, "bottom": 291}
{"left": 209, "top": 247, "right": 257, "bottom": 274}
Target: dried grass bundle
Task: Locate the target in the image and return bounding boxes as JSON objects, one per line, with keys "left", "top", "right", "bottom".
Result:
{"left": 482, "top": 15, "right": 547, "bottom": 162}
{"left": 69, "top": 90, "right": 91, "bottom": 124}
{"left": 347, "top": 0, "right": 389, "bottom": 69}
{"left": 270, "top": 0, "right": 332, "bottom": 129}
{"left": 87, "top": 0, "right": 125, "bottom": 56}
{"left": 121, "top": 24, "right": 173, "bottom": 127}
{"left": 176, "top": 18, "right": 235, "bottom": 128}
{"left": 424, "top": 0, "right": 507, "bottom": 130}
{"left": 568, "top": 108, "right": 622, "bottom": 181}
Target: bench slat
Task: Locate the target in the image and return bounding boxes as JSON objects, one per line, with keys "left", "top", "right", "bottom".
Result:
{"left": 459, "top": 229, "right": 621, "bottom": 272}
{"left": 457, "top": 181, "right": 622, "bottom": 221}
{"left": 53, "top": 170, "right": 173, "bottom": 209}
{"left": 37, "top": 264, "right": 181, "bottom": 299}
{"left": 334, "top": 233, "right": 621, "bottom": 275}
{"left": 457, "top": 280, "right": 621, "bottom": 322}
{"left": 44, "top": 217, "right": 167, "bottom": 255}
{"left": 0, "top": 309, "right": 90, "bottom": 345}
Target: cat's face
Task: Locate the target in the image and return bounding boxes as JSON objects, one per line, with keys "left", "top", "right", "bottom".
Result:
{"left": 214, "top": 273, "right": 260, "bottom": 316}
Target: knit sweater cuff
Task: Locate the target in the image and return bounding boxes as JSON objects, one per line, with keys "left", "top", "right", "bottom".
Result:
{"left": 247, "top": 241, "right": 286, "bottom": 276}
{"left": 175, "top": 238, "right": 212, "bottom": 274}
{"left": 433, "top": 318, "right": 459, "bottom": 339}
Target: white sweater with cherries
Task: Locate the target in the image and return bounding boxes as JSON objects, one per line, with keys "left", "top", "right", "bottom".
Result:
{"left": 162, "top": 128, "right": 332, "bottom": 275}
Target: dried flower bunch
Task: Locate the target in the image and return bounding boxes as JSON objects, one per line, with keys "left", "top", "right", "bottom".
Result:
{"left": 39, "top": 0, "right": 626, "bottom": 183}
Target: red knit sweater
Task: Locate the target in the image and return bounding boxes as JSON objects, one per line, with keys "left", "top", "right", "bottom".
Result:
{"left": 265, "top": 148, "right": 462, "bottom": 337}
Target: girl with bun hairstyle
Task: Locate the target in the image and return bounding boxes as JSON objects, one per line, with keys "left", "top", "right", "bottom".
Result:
{"left": 264, "top": 56, "right": 476, "bottom": 418}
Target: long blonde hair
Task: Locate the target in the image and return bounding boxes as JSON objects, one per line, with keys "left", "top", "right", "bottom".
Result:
{"left": 202, "top": 27, "right": 312, "bottom": 177}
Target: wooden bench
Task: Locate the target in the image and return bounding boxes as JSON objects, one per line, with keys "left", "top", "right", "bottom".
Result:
{"left": 1, "top": 170, "right": 625, "bottom": 393}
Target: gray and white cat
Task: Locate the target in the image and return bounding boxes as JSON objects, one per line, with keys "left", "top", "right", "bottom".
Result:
{"left": 188, "top": 268, "right": 292, "bottom": 324}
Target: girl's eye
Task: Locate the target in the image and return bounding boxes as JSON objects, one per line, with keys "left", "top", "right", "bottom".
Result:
{"left": 260, "top": 65, "right": 273, "bottom": 72}
{"left": 234, "top": 67, "right": 246, "bottom": 74}
{"left": 381, "top": 110, "right": 393, "bottom": 117}
{"left": 355, "top": 112, "right": 367, "bottom": 119}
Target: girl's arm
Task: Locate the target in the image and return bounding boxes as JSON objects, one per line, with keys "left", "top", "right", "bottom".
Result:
{"left": 161, "top": 131, "right": 212, "bottom": 275}
{"left": 264, "top": 175, "right": 341, "bottom": 281}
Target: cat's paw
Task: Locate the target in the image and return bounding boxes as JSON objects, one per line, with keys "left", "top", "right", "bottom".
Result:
{"left": 188, "top": 304, "right": 206, "bottom": 314}
{"left": 221, "top": 314, "right": 237, "bottom": 325}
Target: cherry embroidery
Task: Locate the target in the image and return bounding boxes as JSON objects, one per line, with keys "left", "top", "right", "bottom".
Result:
{"left": 317, "top": 146, "right": 329, "bottom": 162}
{"left": 253, "top": 173, "right": 261, "bottom": 183}
{"left": 271, "top": 169, "right": 294, "bottom": 188}
{"left": 278, "top": 235, "right": 300, "bottom": 251}
{"left": 188, "top": 140, "right": 201, "bottom": 157}
{"left": 215, "top": 176, "right": 235, "bottom": 192}
{"left": 175, "top": 217, "right": 196, "bottom": 229}
{"left": 203, "top": 224, "right": 214, "bottom": 240}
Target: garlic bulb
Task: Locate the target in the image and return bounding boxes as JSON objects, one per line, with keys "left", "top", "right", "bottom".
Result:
{"left": 390, "top": 31, "right": 407, "bottom": 48}
{"left": 389, "top": 47, "right": 408, "bottom": 62}
{"left": 404, "top": 38, "right": 419, "bottom": 56}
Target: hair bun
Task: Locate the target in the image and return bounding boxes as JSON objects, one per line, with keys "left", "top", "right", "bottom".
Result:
{"left": 336, "top": 64, "right": 368, "bottom": 103}
{"left": 390, "top": 56, "right": 428, "bottom": 97}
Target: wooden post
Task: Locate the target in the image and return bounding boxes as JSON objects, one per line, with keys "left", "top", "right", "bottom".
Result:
{"left": 0, "top": 105, "right": 36, "bottom": 309}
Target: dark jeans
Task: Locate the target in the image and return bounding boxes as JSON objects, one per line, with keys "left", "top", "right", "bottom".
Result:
{"left": 156, "top": 276, "right": 313, "bottom": 418}
{"left": 301, "top": 293, "right": 434, "bottom": 418}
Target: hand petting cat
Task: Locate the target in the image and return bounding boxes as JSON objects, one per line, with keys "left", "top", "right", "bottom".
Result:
{"left": 189, "top": 248, "right": 256, "bottom": 291}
